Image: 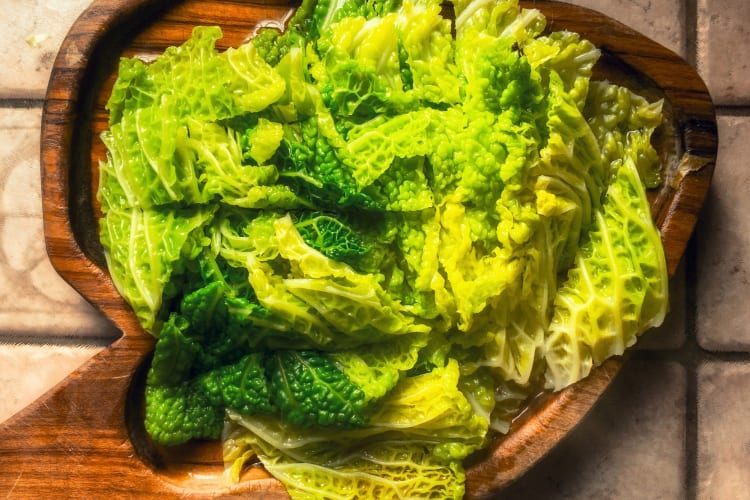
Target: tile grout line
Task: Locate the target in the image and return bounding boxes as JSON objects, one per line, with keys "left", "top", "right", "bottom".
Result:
{"left": 685, "top": 367, "right": 699, "bottom": 500}
{"left": 715, "top": 105, "right": 750, "bottom": 116}
{"left": 0, "top": 334, "right": 116, "bottom": 348}
{"left": 0, "top": 98, "right": 45, "bottom": 108}
{"left": 683, "top": 233, "right": 699, "bottom": 500}
{"left": 685, "top": 0, "right": 698, "bottom": 69}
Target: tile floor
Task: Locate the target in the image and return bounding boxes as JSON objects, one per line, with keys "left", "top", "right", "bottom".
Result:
{"left": 0, "top": 1, "right": 748, "bottom": 498}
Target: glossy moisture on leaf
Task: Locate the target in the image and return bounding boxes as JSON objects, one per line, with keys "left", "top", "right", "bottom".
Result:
{"left": 144, "top": 352, "right": 273, "bottom": 446}
{"left": 294, "top": 212, "right": 370, "bottom": 263}
{"left": 267, "top": 350, "right": 366, "bottom": 427}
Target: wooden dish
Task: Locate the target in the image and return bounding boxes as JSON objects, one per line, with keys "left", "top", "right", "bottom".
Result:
{"left": 0, "top": 0, "right": 716, "bottom": 497}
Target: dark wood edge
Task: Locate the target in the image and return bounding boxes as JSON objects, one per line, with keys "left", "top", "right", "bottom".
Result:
{"left": 466, "top": 358, "right": 623, "bottom": 498}
{"left": 41, "top": 0, "right": 175, "bottom": 340}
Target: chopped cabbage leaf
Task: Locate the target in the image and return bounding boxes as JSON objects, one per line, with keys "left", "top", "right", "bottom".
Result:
{"left": 544, "top": 158, "right": 669, "bottom": 390}
{"left": 97, "top": 1, "right": 671, "bottom": 498}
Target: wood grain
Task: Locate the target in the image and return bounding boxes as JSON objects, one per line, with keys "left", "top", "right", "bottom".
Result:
{"left": 0, "top": 0, "right": 716, "bottom": 497}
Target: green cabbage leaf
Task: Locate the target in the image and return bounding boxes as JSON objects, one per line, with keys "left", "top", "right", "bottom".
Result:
{"left": 97, "top": 0, "right": 670, "bottom": 497}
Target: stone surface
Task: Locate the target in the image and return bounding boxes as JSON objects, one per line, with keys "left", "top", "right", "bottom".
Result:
{"left": 567, "top": 0, "right": 686, "bottom": 57}
{"left": 697, "top": 362, "right": 750, "bottom": 500}
{"left": 0, "top": 342, "right": 104, "bottom": 424}
{"left": 697, "top": 0, "right": 750, "bottom": 105}
{"left": 696, "top": 115, "right": 750, "bottom": 351}
{"left": 501, "top": 361, "right": 687, "bottom": 499}
{"left": 0, "top": 0, "right": 93, "bottom": 99}
{"left": 0, "top": 108, "right": 119, "bottom": 338}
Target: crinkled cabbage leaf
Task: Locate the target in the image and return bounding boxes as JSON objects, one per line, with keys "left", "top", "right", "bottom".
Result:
{"left": 98, "top": 0, "right": 670, "bottom": 498}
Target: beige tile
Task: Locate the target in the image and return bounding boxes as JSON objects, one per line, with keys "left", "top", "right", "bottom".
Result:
{"left": 0, "top": 342, "right": 104, "bottom": 424}
{"left": 697, "top": 0, "right": 750, "bottom": 105}
{"left": 0, "top": 0, "right": 92, "bottom": 99}
{"left": 500, "top": 361, "right": 686, "bottom": 499}
{"left": 566, "top": 0, "right": 686, "bottom": 57}
{"left": 697, "top": 362, "right": 750, "bottom": 500}
{"left": 696, "top": 115, "right": 750, "bottom": 351}
{"left": 0, "top": 108, "right": 118, "bottom": 338}
{"left": 0, "top": 108, "right": 42, "bottom": 215}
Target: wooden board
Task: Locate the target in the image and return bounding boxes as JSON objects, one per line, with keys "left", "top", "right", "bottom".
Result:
{"left": 0, "top": 0, "right": 716, "bottom": 497}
